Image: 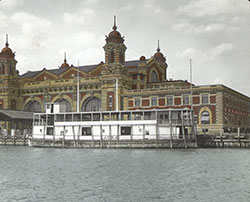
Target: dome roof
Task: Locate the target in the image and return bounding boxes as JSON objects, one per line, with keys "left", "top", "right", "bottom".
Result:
{"left": 106, "top": 16, "right": 124, "bottom": 43}
{"left": 0, "top": 35, "right": 15, "bottom": 59}
{"left": 154, "top": 41, "right": 165, "bottom": 62}
{"left": 60, "top": 61, "right": 69, "bottom": 69}
{"left": 1, "top": 46, "right": 13, "bottom": 54}
{"left": 60, "top": 53, "right": 70, "bottom": 69}
{"left": 140, "top": 55, "right": 146, "bottom": 61}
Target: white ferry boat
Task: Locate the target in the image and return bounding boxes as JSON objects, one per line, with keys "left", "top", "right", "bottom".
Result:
{"left": 29, "top": 104, "right": 197, "bottom": 148}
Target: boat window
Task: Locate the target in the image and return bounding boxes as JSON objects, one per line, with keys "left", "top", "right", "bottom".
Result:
{"left": 121, "top": 127, "right": 131, "bottom": 135}
{"left": 46, "top": 127, "right": 54, "bottom": 135}
{"left": 82, "top": 114, "right": 91, "bottom": 121}
{"left": 82, "top": 127, "right": 92, "bottom": 136}
{"left": 144, "top": 112, "right": 151, "bottom": 120}
{"left": 55, "top": 114, "right": 64, "bottom": 122}
{"left": 73, "top": 114, "right": 81, "bottom": 121}
{"left": 66, "top": 114, "right": 72, "bottom": 121}
{"left": 93, "top": 113, "right": 100, "bottom": 121}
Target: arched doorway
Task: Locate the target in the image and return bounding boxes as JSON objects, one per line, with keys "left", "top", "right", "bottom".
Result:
{"left": 81, "top": 97, "right": 101, "bottom": 112}
{"left": 24, "top": 100, "right": 42, "bottom": 112}
{"left": 54, "top": 98, "right": 72, "bottom": 112}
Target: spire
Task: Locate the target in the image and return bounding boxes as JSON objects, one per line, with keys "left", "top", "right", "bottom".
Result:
{"left": 64, "top": 52, "right": 67, "bottom": 63}
{"left": 5, "top": 34, "right": 9, "bottom": 47}
{"left": 112, "top": 15, "right": 117, "bottom": 31}
{"left": 157, "top": 40, "right": 160, "bottom": 52}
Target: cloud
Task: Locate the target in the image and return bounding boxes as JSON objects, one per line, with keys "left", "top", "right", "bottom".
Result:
{"left": 175, "top": 43, "right": 235, "bottom": 63}
{"left": 211, "top": 43, "right": 234, "bottom": 57}
{"left": 175, "top": 0, "right": 249, "bottom": 18}
{"left": 10, "top": 12, "right": 52, "bottom": 50}
{"left": 0, "top": 11, "right": 8, "bottom": 27}
{"left": 1, "top": 0, "right": 27, "bottom": 8}
{"left": 63, "top": 9, "right": 96, "bottom": 25}
{"left": 172, "top": 22, "right": 226, "bottom": 35}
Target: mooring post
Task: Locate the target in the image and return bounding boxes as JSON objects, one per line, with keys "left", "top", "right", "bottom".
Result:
{"left": 43, "top": 125, "right": 46, "bottom": 147}
{"left": 155, "top": 123, "right": 159, "bottom": 149}
{"left": 238, "top": 127, "right": 241, "bottom": 148}
{"left": 77, "top": 125, "right": 80, "bottom": 148}
{"left": 130, "top": 125, "right": 133, "bottom": 148}
{"left": 109, "top": 124, "right": 111, "bottom": 148}
{"left": 117, "top": 124, "right": 119, "bottom": 148}
{"left": 62, "top": 125, "right": 65, "bottom": 148}
{"left": 52, "top": 125, "right": 55, "bottom": 148}
{"left": 143, "top": 124, "right": 145, "bottom": 148}
{"left": 91, "top": 125, "right": 94, "bottom": 148}
{"left": 100, "top": 124, "right": 103, "bottom": 148}
{"left": 72, "top": 126, "right": 76, "bottom": 148}
{"left": 182, "top": 111, "right": 187, "bottom": 149}
{"left": 170, "top": 111, "right": 173, "bottom": 149}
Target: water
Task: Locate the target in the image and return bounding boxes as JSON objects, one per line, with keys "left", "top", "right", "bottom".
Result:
{"left": 1, "top": 147, "right": 250, "bottom": 202}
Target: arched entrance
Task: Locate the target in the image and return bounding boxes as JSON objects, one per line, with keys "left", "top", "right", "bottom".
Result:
{"left": 81, "top": 97, "right": 101, "bottom": 112}
{"left": 54, "top": 98, "right": 72, "bottom": 112}
{"left": 24, "top": 100, "right": 42, "bottom": 112}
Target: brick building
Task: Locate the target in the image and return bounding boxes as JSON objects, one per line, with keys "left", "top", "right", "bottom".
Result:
{"left": 0, "top": 18, "right": 250, "bottom": 134}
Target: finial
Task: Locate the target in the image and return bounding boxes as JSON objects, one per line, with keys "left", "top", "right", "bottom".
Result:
{"left": 157, "top": 40, "right": 160, "bottom": 52}
{"left": 64, "top": 52, "right": 67, "bottom": 63}
{"left": 112, "top": 15, "right": 117, "bottom": 31}
{"left": 5, "top": 34, "right": 9, "bottom": 47}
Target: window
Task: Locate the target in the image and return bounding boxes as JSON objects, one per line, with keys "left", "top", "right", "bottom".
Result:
{"left": 110, "top": 51, "right": 114, "bottom": 63}
{"left": 151, "top": 70, "right": 159, "bottom": 82}
{"left": 109, "top": 95, "right": 113, "bottom": 111}
{"left": 121, "top": 127, "right": 131, "bottom": 135}
{"left": 201, "top": 111, "right": 210, "bottom": 124}
{"left": 46, "top": 127, "right": 54, "bottom": 135}
{"left": 183, "top": 95, "right": 189, "bottom": 105}
{"left": 167, "top": 96, "right": 173, "bottom": 106}
{"left": 201, "top": 94, "right": 209, "bottom": 104}
{"left": 135, "top": 98, "right": 141, "bottom": 107}
{"left": 82, "top": 127, "right": 92, "bottom": 136}
{"left": 82, "top": 97, "right": 101, "bottom": 112}
{"left": 151, "top": 97, "right": 157, "bottom": 107}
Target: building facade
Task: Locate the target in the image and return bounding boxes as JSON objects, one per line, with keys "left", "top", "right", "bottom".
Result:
{"left": 0, "top": 20, "right": 250, "bottom": 135}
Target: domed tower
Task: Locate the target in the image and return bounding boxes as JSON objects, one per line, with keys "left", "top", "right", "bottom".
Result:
{"left": 0, "top": 35, "right": 20, "bottom": 111}
{"left": 103, "top": 16, "right": 127, "bottom": 67}
{"left": 0, "top": 34, "right": 17, "bottom": 76}
{"left": 152, "top": 40, "right": 168, "bottom": 80}
{"left": 154, "top": 40, "right": 166, "bottom": 63}
{"left": 60, "top": 52, "right": 70, "bottom": 69}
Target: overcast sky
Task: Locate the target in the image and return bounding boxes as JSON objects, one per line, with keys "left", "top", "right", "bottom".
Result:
{"left": 1, "top": 0, "right": 250, "bottom": 96}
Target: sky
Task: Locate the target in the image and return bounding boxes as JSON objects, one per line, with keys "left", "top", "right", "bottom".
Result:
{"left": 0, "top": 0, "right": 250, "bottom": 96}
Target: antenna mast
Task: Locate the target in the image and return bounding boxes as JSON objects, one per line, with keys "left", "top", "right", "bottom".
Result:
{"left": 190, "top": 59, "right": 193, "bottom": 111}
{"left": 77, "top": 60, "right": 80, "bottom": 112}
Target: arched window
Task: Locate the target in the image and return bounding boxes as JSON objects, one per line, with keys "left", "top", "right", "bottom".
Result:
{"left": 109, "top": 51, "right": 115, "bottom": 63}
{"left": 151, "top": 70, "right": 159, "bottom": 83}
{"left": 54, "top": 98, "right": 71, "bottom": 112}
{"left": 24, "top": 100, "right": 42, "bottom": 112}
{"left": 201, "top": 111, "right": 210, "bottom": 124}
{"left": 82, "top": 97, "right": 101, "bottom": 112}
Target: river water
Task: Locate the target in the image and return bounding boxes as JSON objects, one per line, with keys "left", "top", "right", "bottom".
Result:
{"left": 1, "top": 147, "right": 250, "bottom": 202}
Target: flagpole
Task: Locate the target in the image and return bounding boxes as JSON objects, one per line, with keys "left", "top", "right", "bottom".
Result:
{"left": 77, "top": 60, "right": 80, "bottom": 112}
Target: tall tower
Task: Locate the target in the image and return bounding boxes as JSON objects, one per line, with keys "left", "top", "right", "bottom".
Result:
{"left": 0, "top": 35, "right": 19, "bottom": 110}
{"left": 102, "top": 16, "right": 127, "bottom": 75}
{"left": 0, "top": 34, "right": 17, "bottom": 76}
{"left": 101, "top": 16, "right": 130, "bottom": 111}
